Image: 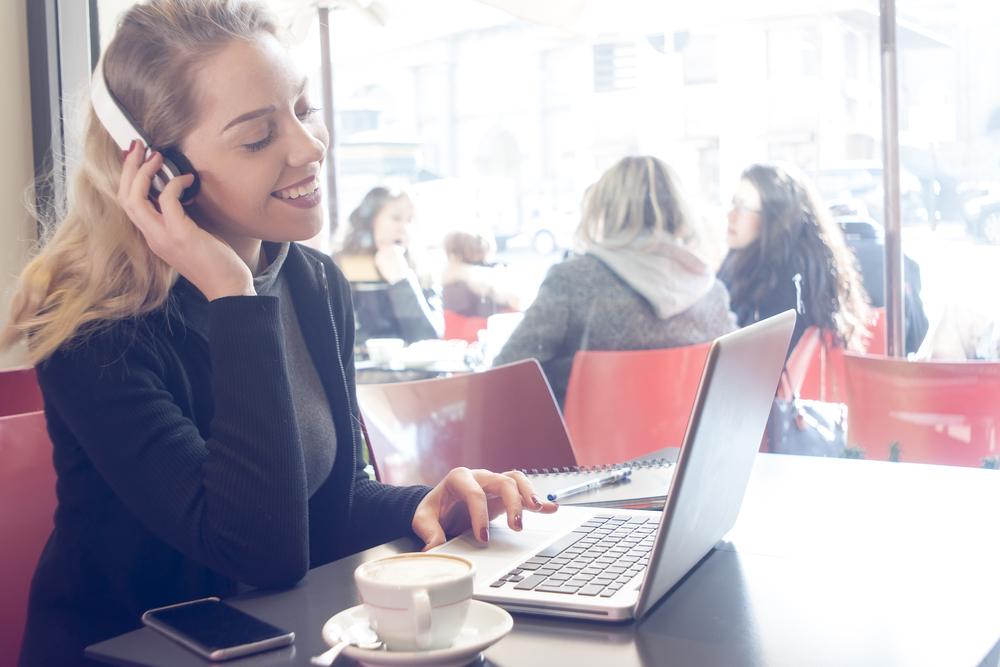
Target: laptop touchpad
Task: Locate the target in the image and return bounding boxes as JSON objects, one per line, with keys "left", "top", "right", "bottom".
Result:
{"left": 436, "top": 526, "right": 553, "bottom": 581}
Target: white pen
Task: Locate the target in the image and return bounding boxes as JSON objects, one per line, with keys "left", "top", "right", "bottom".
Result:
{"left": 546, "top": 468, "right": 632, "bottom": 502}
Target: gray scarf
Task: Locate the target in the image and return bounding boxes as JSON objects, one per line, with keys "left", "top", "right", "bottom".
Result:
{"left": 583, "top": 232, "right": 715, "bottom": 320}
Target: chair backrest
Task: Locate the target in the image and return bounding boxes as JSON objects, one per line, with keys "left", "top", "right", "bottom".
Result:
{"left": 843, "top": 353, "right": 1000, "bottom": 467}
{"left": 442, "top": 310, "right": 489, "bottom": 343}
{"left": 867, "top": 307, "right": 886, "bottom": 355}
{"left": 0, "top": 410, "right": 56, "bottom": 665}
{"left": 790, "top": 308, "right": 885, "bottom": 401}
{"left": 562, "top": 343, "right": 712, "bottom": 467}
{"left": 444, "top": 310, "right": 522, "bottom": 347}
{"left": 0, "top": 367, "right": 44, "bottom": 418}
{"left": 357, "top": 359, "right": 577, "bottom": 486}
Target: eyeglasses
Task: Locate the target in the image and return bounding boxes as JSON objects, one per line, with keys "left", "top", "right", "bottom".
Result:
{"left": 730, "top": 200, "right": 761, "bottom": 215}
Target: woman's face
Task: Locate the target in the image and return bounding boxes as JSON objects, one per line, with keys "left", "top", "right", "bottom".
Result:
{"left": 181, "top": 35, "right": 329, "bottom": 251}
{"left": 371, "top": 197, "right": 414, "bottom": 252}
{"left": 726, "top": 179, "right": 763, "bottom": 250}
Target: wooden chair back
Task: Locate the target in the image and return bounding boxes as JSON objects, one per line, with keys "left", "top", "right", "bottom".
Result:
{"left": 0, "top": 367, "right": 44, "bottom": 418}
{"left": 357, "top": 359, "right": 577, "bottom": 486}
{"left": 0, "top": 410, "right": 56, "bottom": 665}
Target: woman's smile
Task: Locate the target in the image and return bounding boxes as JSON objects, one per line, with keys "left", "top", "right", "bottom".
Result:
{"left": 272, "top": 176, "right": 319, "bottom": 200}
{"left": 180, "top": 34, "right": 330, "bottom": 262}
{"left": 272, "top": 176, "right": 323, "bottom": 209}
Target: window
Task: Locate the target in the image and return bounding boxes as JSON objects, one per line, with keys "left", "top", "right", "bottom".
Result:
{"left": 767, "top": 26, "right": 820, "bottom": 79}
{"left": 593, "top": 42, "right": 637, "bottom": 93}
{"left": 844, "top": 30, "right": 859, "bottom": 80}
{"left": 677, "top": 32, "right": 717, "bottom": 85}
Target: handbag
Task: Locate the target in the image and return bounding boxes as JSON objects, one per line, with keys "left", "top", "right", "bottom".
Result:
{"left": 767, "top": 328, "right": 847, "bottom": 457}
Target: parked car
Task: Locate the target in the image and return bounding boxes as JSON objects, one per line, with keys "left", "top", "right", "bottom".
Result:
{"left": 519, "top": 210, "right": 578, "bottom": 254}
{"left": 963, "top": 188, "right": 1000, "bottom": 244}
{"left": 814, "top": 161, "right": 928, "bottom": 226}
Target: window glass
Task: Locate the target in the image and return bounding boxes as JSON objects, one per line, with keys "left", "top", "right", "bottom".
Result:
{"left": 88, "top": 0, "right": 1000, "bottom": 372}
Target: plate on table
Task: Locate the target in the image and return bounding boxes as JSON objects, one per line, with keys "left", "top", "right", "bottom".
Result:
{"left": 396, "top": 340, "right": 468, "bottom": 367}
{"left": 321, "top": 600, "right": 512, "bottom": 667}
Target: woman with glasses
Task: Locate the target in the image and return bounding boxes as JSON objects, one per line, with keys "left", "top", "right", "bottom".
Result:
{"left": 718, "top": 163, "right": 870, "bottom": 352}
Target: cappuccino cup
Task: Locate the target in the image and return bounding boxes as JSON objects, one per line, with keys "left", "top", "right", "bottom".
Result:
{"left": 354, "top": 553, "right": 475, "bottom": 651}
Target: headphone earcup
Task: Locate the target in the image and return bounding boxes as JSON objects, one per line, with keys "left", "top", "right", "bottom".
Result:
{"left": 160, "top": 147, "right": 201, "bottom": 203}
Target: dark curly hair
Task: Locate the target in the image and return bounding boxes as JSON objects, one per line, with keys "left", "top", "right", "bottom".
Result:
{"left": 719, "top": 163, "right": 870, "bottom": 350}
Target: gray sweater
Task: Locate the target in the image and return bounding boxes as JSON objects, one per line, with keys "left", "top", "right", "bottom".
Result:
{"left": 494, "top": 255, "right": 737, "bottom": 407}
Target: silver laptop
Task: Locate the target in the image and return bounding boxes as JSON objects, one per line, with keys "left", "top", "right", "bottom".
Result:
{"left": 431, "top": 310, "right": 795, "bottom": 621}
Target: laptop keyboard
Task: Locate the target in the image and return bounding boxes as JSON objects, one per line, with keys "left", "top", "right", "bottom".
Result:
{"left": 489, "top": 515, "right": 655, "bottom": 598}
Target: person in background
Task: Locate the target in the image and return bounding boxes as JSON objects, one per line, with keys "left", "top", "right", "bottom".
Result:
{"left": 918, "top": 300, "right": 1000, "bottom": 360}
{"left": 494, "top": 156, "right": 737, "bottom": 407}
{"left": 0, "top": 3, "right": 553, "bottom": 664}
{"left": 441, "top": 228, "right": 522, "bottom": 317}
{"left": 335, "top": 186, "right": 443, "bottom": 349}
{"left": 718, "top": 163, "right": 870, "bottom": 353}
{"left": 827, "top": 199, "right": 929, "bottom": 354}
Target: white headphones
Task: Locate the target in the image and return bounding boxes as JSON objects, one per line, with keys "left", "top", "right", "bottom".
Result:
{"left": 90, "top": 51, "right": 201, "bottom": 202}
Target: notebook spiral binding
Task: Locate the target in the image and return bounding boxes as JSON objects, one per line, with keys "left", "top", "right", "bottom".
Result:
{"left": 516, "top": 459, "right": 672, "bottom": 476}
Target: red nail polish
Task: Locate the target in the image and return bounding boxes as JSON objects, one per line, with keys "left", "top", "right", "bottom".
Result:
{"left": 144, "top": 151, "right": 156, "bottom": 164}
{"left": 514, "top": 515, "right": 522, "bottom": 530}
{"left": 480, "top": 527, "right": 489, "bottom": 542}
{"left": 531, "top": 494, "right": 541, "bottom": 508}
{"left": 129, "top": 139, "right": 136, "bottom": 153}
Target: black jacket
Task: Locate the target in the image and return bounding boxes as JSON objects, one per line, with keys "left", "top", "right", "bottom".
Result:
{"left": 20, "top": 244, "right": 430, "bottom": 666}
{"left": 843, "top": 232, "right": 929, "bottom": 354}
{"left": 350, "top": 276, "right": 442, "bottom": 347}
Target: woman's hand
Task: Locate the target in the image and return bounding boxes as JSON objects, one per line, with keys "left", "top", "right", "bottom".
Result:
{"left": 118, "top": 141, "right": 255, "bottom": 301}
{"left": 373, "top": 245, "right": 410, "bottom": 285}
{"left": 412, "top": 468, "right": 559, "bottom": 551}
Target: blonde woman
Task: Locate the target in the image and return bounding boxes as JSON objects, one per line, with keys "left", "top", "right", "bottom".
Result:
{"left": 2, "top": 2, "right": 553, "bottom": 664}
{"left": 494, "top": 156, "right": 737, "bottom": 407}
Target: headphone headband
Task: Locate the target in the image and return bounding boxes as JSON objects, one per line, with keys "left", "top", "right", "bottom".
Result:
{"left": 90, "top": 51, "right": 200, "bottom": 201}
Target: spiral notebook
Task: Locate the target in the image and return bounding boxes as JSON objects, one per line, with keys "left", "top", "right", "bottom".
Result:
{"left": 519, "top": 460, "right": 675, "bottom": 510}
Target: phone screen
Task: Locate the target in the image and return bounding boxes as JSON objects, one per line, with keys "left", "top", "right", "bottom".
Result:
{"left": 142, "top": 598, "right": 294, "bottom": 661}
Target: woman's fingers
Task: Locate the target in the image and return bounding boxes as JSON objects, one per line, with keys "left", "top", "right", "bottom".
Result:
{"left": 129, "top": 150, "right": 163, "bottom": 209}
{"left": 158, "top": 173, "right": 196, "bottom": 222}
{"left": 116, "top": 140, "right": 139, "bottom": 205}
{"left": 118, "top": 143, "right": 166, "bottom": 239}
{"left": 480, "top": 472, "right": 524, "bottom": 532}
{"left": 503, "top": 470, "right": 559, "bottom": 515}
{"left": 446, "top": 468, "right": 492, "bottom": 542}
{"left": 412, "top": 513, "right": 447, "bottom": 552}
{"left": 412, "top": 468, "right": 563, "bottom": 551}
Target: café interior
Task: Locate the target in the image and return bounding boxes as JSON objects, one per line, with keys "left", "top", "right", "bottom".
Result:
{"left": 3, "top": 1, "right": 1000, "bottom": 666}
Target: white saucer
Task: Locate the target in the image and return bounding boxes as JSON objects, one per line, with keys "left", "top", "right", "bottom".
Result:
{"left": 321, "top": 600, "right": 512, "bottom": 667}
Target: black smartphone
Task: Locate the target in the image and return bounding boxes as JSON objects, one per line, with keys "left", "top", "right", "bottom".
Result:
{"left": 141, "top": 597, "right": 294, "bottom": 661}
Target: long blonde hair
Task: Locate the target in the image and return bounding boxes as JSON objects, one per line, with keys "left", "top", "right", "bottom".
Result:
{"left": 576, "top": 156, "right": 694, "bottom": 250}
{"left": 1, "top": 0, "right": 278, "bottom": 365}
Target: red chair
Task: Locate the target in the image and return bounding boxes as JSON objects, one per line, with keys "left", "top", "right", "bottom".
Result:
{"left": 0, "top": 367, "right": 44, "bottom": 418}
{"left": 843, "top": 353, "right": 1000, "bottom": 466}
{"left": 357, "top": 359, "right": 577, "bottom": 486}
{"left": 442, "top": 310, "right": 489, "bottom": 343}
{"left": 562, "top": 343, "right": 712, "bottom": 467}
{"left": 0, "top": 410, "right": 56, "bottom": 665}
{"left": 866, "top": 307, "right": 886, "bottom": 356}
{"left": 788, "top": 308, "right": 884, "bottom": 402}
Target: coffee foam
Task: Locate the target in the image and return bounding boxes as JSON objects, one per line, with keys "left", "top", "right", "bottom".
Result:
{"left": 362, "top": 556, "right": 470, "bottom": 585}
